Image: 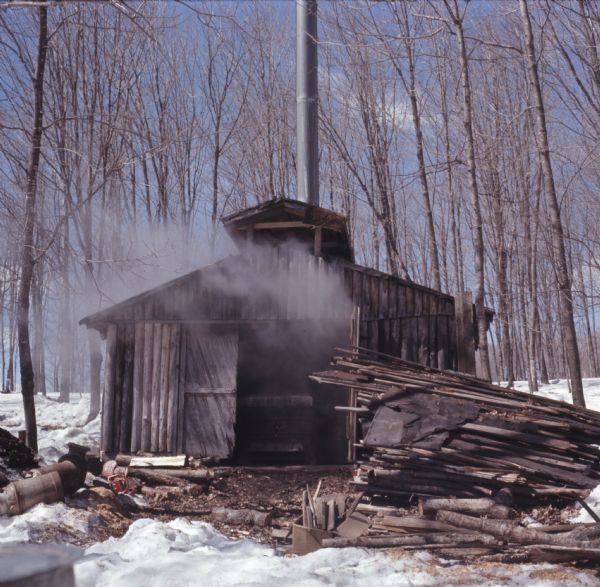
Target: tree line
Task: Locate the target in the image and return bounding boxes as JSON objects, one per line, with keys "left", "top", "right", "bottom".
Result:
{"left": 0, "top": 1, "right": 598, "bottom": 448}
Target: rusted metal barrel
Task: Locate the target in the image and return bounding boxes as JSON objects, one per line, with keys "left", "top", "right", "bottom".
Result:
{"left": 0, "top": 543, "right": 80, "bottom": 587}
{"left": 36, "top": 460, "right": 86, "bottom": 494}
{"left": 0, "top": 471, "right": 64, "bottom": 516}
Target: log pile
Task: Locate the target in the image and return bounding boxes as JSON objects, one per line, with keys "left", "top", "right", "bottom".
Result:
{"left": 311, "top": 348, "right": 600, "bottom": 505}
{"left": 318, "top": 494, "right": 600, "bottom": 564}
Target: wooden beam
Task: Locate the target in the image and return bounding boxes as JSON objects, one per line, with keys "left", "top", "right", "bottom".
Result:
{"left": 314, "top": 226, "right": 322, "bottom": 257}
{"left": 101, "top": 324, "right": 117, "bottom": 454}
{"left": 454, "top": 291, "right": 476, "bottom": 374}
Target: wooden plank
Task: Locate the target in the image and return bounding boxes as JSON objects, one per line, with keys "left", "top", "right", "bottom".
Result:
{"left": 176, "top": 329, "right": 188, "bottom": 455}
{"left": 405, "top": 287, "right": 414, "bottom": 317}
{"left": 370, "top": 276, "right": 379, "bottom": 320}
{"left": 437, "top": 316, "right": 448, "bottom": 371}
{"left": 101, "top": 324, "right": 117, "bottom": 453}
{"left": 150, "top": 323, "right": 164, "bottom": 452}
{"left": 119, "top": 325, "right": 135, "bottom": 452}
{"left": 414, "top": 290, "right": 423, "bottom": 317}
{"left": 129, "top": 455, "right": 186, "bottom": 468}
{"left": 184, "top": 393, "right": 236, "bottom": 458}
{"left": 141, "top": 322, "right": 154, "bottom": 452}
{"left": 183, "top": 327, "right": 239, "bottom": 458}
{"left": 167, "top": 324, "right": 181, "bottom": 454}
{"left": 130, "top": 322, "right": 145, "bottom": 453}
{"left": 353, "top": 271, "right": 364, "bottom": 312}
{"left": 112, "top": 327, "right": 124, "bottom": 452}
{"left": 454, "top": 292, "right": 476, "bottom": 375}
{"left": 422, "top": 293, "right": 431, "bottom": 317}
{"left": 314, "top": 226, "right": 322, "bottom": 257}
{"left": 397, "top": 285, "right": 406, "bottom": 317}
{"left": 158, "top": 323, "right": 172, "bottom": 453}
{"left": 380, "top": 278, "right": 390, "bottom": 320}
{"left": 387, "top": 282, "right": 398, "bottom": 319}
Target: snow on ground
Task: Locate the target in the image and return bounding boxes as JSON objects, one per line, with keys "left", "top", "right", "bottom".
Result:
{"left": 2, "top": 382, "right": 600, "bottom": 585}
{"left": 0, "top": 501, "right": 91, "bottom": 544}
{"left": 513, "top": 377, "right": 600, "bottom": 412}
{"left": 73, "top": 517, "right": 597, "bottom": 587}
{"left": 0, "top": 391, "right": 99, "bottom": 463}
{"left": 511, "top": 379, "right": 600, "bottom": 525}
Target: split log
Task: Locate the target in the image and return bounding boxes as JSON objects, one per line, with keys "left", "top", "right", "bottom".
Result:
{"left": 127, "top": 468, "right": 189, "bottom": 487}
{"left": 377, "top": 515, "right": 466, "bottom": 533}
{"left": 321, "top": 532, "right": 501, "bottom": 549}
{"left": 131, "top": 468, "right": 213, "bottom": 483}
{"left": 210, "top": 507, "right": 272, "bottom": 527}
{"left": 116, "top": 454, "right": 187, "bottom": 468}
{"left": 130, "top": 323, "right": 145, "bottom": 453}
{"left": 158, "top": 325, "right": 171, "bottom": 453}
{"left": 141, "top": 484, "right": 204, "bottom": 500}
{"left": 423, "top": 498, "right": 514, "bottom": 519}
{"left": 524, "top": 544, "right": 600, "bottom": 562}
{"left": 140, "top": 322, "right": 154, "bottom": 451}
{"left": 436, "top": 510, "right": 597, "bottom": 547}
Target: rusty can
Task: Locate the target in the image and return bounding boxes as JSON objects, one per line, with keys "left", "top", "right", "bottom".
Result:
{"left": 36, "top": 460, "right": 86, "bottom": 494}
{"left": 0, "top": 471, "right": 64, "bottom": 516}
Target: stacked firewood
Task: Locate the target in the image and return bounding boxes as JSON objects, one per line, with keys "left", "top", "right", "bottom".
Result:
{"left": 311, "top": 348, "right": 600, "bottom": 505}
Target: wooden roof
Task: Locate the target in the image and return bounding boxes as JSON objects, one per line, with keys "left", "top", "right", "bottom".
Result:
{"left": 222, "top": 199, "right": 354, "bottom": 262}
{"left": 222, "top": 198, "right": 348, "bottom": 233}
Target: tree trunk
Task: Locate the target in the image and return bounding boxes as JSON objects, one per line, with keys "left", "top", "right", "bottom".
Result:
{"left": 448, "top": 1, "right": 491, "bottom": 380}
{"left": 31, "top": 267, "right": 46, "bottom": 396}
{"left": 17, "top": 6, "right": 48, "bottom": 452}
{"left": 520, "top": 0, "right": 585, "bottom": 406}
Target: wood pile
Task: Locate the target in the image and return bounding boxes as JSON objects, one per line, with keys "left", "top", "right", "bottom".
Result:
{"left": 311, "top": 348, "right": 600, "bottom": 505}
{"left": 317, "top": 494, "right": 600, "bottom": 564}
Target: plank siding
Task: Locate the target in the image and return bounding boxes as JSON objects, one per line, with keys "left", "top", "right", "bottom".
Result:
{"left": 90, "top": 251, "right": 486, "bottom": 457}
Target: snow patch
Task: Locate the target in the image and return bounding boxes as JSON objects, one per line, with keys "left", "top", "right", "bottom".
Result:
{"left": 0, "top": 501, "right": 90, "bottom": 543}
{"left": 0, "top": 392, "right": 99, "bottom": 463}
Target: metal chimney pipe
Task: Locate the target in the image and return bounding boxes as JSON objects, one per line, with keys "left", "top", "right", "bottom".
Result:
{"left": 296, "top": 0, "right": 319, "bottom": 206}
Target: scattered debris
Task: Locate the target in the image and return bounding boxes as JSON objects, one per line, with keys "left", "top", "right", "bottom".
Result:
{"left": 0, "top": 426, "right": 36, "bottom": 485}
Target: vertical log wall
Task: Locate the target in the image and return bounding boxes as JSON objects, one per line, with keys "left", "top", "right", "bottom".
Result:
{"left": 101, "top": 322, "right": 182, "bottom": 454}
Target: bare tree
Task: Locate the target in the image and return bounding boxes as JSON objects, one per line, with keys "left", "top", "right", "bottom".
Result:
{"left": 519, "top": 0, "right": 585, "bottom": 406}
{"left": 16, "top": 5, "right": 48, "bottom": 450}
{"left": 443, "top": 0, "right": 491, "bottom": 380}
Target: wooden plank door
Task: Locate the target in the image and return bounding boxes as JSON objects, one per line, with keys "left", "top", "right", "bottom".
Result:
{"left": 181, "top": 326, "right": 238, "bottom": 458}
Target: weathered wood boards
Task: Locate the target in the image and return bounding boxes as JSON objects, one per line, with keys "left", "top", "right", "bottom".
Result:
{"left": 95, "top": 248, "right": 485, "bottom": 457}
{"left": 312, "top": 348, "right": 600, "bottom": 504}
{"left": 182, "top": 326, "right": 238, "bottom": 459}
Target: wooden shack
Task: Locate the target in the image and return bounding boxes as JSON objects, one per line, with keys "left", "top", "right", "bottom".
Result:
{"left": 81, "top": 199, "right": 491, "bottom": 464}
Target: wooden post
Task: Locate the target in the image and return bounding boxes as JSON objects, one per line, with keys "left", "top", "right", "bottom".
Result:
{"left": 314, "top": 226, "right": 322, "bottom": 257}
{"left": 455, "top": 291, "right": 476, "bottom": 375}
{"left": 141, "top": 322, "right": 154, "bottom": 452}
{"left": 150, "top": 323, "right": 163, "bottom": 452}
{"left": 101, "top": 324, "right": 117, "bottom": 453}
{"left": 158, "top": 325, "right": 171, "bottom": 452}
{"left": 347, "top": 305, "right": 360, "bottom": 462}
{"left": 130, "top": 323, "right": 145, "bottom": 453}
{"left": 176, "top": 329, "right": 188, "bottom": 455}
{"left": 119, "top": 325, "right": 135, "bottom": 453}
{"left": 167, "top": 325, "right": 181, "bottom": 454}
